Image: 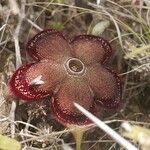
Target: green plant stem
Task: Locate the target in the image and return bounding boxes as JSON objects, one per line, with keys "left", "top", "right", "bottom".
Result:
{"left": 68, "top": 125, "right": 87, "bottom": 150}
{"left": 73, "top": 129, "right": 84, "bottom": 150}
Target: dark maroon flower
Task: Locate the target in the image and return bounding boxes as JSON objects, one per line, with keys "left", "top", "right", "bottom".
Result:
{"left": 8, "top": 29, "right": 122, "bottom": 126}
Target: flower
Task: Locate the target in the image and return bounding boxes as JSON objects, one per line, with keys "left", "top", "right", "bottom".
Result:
{"left": 8, "top": 29, "right": 122, "bottom": 126}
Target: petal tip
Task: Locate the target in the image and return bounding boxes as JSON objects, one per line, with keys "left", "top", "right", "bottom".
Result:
{"left": 50, "top": 97, "right": 95, "bottom": 126}
{"left": 26, "top": 29, "right": 68, "bottom": 61}
{"left": 8, "top": 63, "right": 50, "bottom": 101}
{"left": 71, "top": 35, "right": 113, "bottom": 64}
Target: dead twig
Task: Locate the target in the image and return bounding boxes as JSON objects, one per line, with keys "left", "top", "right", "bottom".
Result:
{"left": 8, "top": 0, "right": 25, "bottom": 138}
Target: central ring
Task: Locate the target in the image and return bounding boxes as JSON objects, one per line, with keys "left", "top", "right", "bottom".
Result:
{"left": 65, "top": 58, "right": 85, "bottom": 75}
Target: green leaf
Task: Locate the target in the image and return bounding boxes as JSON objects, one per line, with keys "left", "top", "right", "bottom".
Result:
{"left": 123, "top": 125, "right": 150, "bottom": 150}
{"left": 123, "top": 125, "right": 150, "bottom": 140}
{"left": 92, "top": 20, "right": 110, "bottom": 36}
{"left": 49, "top": 21, "right": 64, "bottom": 30}
{"left": 0, "top": 135, "right": 21, "bottom": 150}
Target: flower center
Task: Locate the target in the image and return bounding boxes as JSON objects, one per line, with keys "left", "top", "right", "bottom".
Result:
{"left": 65, "top": 58, "right": 85, "bottom": 75}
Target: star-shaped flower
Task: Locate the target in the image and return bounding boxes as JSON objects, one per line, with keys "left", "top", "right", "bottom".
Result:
{"left": 9, "top": 29, "right": 122, "bottom": 126}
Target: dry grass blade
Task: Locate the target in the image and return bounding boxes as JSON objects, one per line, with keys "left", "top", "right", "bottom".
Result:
{"left": 8, "top": 0, "right": 25, "bottom": 138}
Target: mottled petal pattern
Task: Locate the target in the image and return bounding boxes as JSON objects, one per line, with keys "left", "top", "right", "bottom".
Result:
{"left": 84, "top": 64, "right": 122, "bottom": 108}
{"left": 71, "top": 35, "right": 112, "bottom": 65}
{"left": 26, "top": 60, "right": 67, "bottom": 92}
{"left": 27, "top": 29, "right": 71, "bottom": 62}
{"left": 8, "top": 28, "right": 123, "bottom": 126}
{"left": 51, "top": 78, "right": 95, "bottom": 125}
{"left": 8, "top": 64, "right": 50, "bottom": 100}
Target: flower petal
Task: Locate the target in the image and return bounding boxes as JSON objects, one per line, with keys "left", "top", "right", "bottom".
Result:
{"left": 51, "top": 78, "right": 95, "bottom": 125}
{"left": 9, "top": 60, "right": 66, "bottom": 101}
{"left": 27, "top": 29, "right": 71, "bottom": 62}
{"left": 8, "top": 64, "right": 49, "bottom": 101}
{"left": 26, "top": 60, "right": 67, "bottom": 92}
{"left": 70, "top": 35, "right": 112, "bottom": 65}
{"left": 84, "top": 64, "right": 122, "bottom": 109}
